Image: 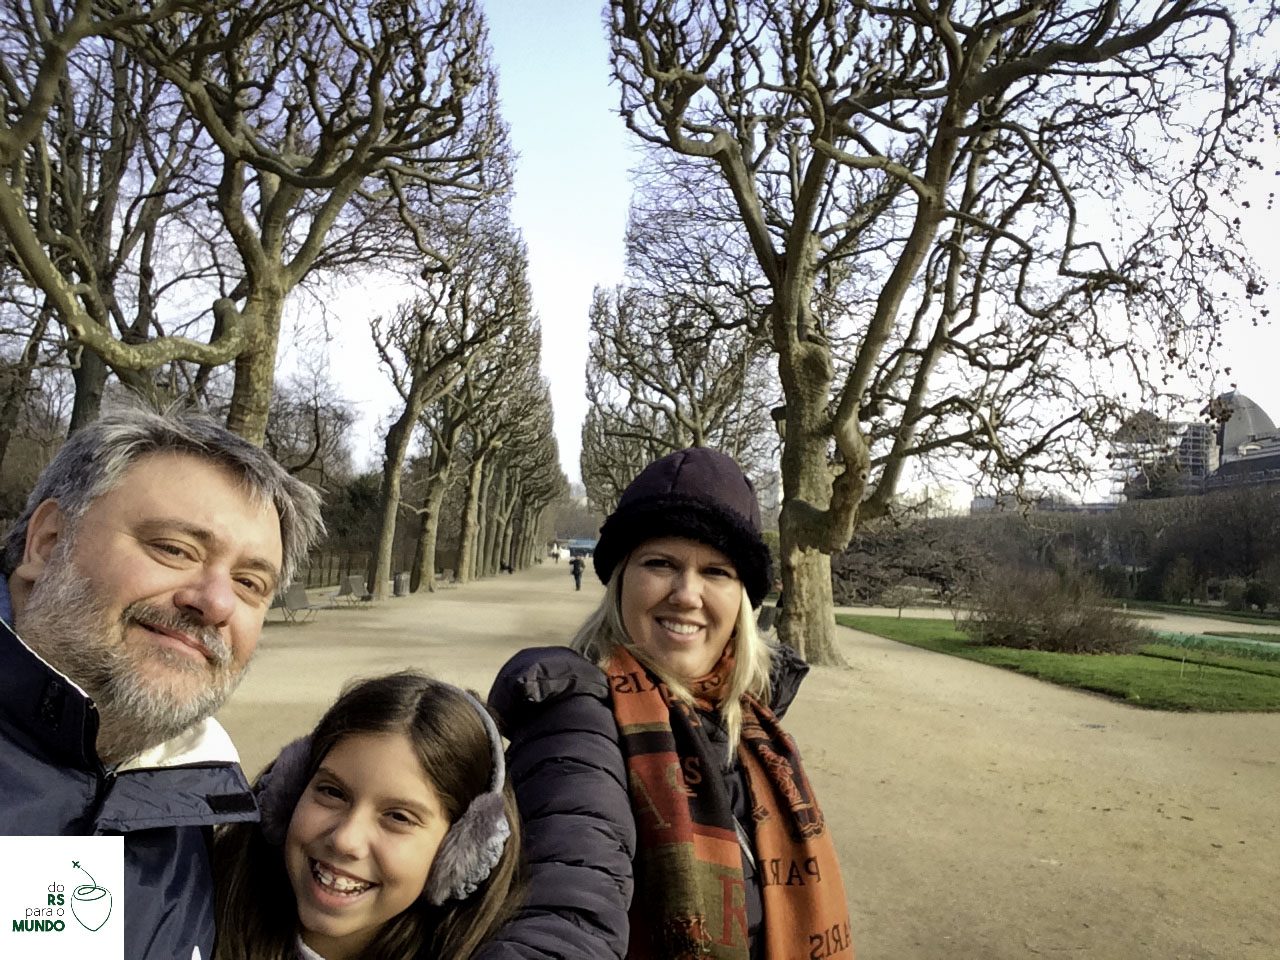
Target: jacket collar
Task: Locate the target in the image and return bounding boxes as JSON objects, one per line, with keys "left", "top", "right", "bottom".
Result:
{"left": 1, "top": 577, "right": 102, "bottom": 772}
{"left": 768, "top": 641, "right": 810, "bottom": 720}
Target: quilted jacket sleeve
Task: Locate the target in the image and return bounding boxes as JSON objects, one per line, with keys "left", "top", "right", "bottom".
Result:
{"left": 474, "top": 646, "right": 636, "bottom": 960}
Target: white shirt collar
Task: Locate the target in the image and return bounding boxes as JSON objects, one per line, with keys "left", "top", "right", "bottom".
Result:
{"left": 295, "top": 934, "right": 327, "bottom": 960}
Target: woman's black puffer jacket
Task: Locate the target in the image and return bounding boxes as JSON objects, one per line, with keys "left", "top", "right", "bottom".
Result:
{"left": 479, "top": 643, "right": 811, "bottom": 960}
{"left": 478, "top": 646, "right": 636, "bottom": 959}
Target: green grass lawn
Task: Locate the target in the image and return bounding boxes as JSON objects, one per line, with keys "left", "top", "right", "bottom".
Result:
{"left": 836, "top": 614, "right": 1280, "bottom": 712}
{"left": 1141, "top": 644, "right": 1280, "bottom": 678}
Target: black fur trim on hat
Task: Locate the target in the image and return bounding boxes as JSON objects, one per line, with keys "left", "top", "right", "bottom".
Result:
{"left": 593, "top": 494, "right": 773, "bottom": 607}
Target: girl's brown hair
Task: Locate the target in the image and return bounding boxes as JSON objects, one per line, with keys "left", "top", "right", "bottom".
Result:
{"left": 213, "top": 672, "right": 524, "bottom": 959}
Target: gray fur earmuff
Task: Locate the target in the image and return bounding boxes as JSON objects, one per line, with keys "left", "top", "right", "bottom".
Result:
{"left": 256, "top": 734, "right": 313, "bottom": 846}
{"left": 422, "top": 690, "right": 511, "bottom": 905}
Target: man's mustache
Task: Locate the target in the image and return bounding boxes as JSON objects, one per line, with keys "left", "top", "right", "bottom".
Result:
{"left": 121, "top": 602, "right": 231, "bottom": 666}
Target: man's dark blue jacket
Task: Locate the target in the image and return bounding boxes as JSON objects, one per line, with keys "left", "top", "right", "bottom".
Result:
{"left": 0, "top": 580, "right": 258, "bottom": 960}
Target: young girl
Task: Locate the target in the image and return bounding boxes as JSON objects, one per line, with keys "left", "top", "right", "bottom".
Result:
{"left": 214, "top": 672, "right": 523, "bottom": 960}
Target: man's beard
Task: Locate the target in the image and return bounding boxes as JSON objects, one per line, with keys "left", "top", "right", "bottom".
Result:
{"left": 18, "top": 551, "right": 247, "bottom": 765}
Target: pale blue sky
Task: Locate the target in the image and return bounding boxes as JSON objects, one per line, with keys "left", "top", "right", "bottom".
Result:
{"left": 486, "top": 3, "right": 632, "bottom": 481}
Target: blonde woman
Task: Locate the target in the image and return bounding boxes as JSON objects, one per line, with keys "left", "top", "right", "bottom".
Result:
{"left": 488, "top": 448, "right": 852, "bottom": 960}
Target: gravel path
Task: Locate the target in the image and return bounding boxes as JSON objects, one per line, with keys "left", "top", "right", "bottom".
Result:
{"left": 220, "top": 566, "right": 1280, "bottom": 959}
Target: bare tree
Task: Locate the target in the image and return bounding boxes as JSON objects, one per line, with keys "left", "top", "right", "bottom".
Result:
{"left": 262, "top": 359, "right": 355, "bottom": 487}
{"left": 1, "top": 0, "right": 510, "bottom": 441}
{"left": 505, "top": 426, "right": 568, "bottom": 571}
{"left": 580, "top": 403, "right": 668, "bottom": 516}
{"left": 582, "top": 200, "right": 778, "bottom": 513}
{"left": 610, "top": 0, "right": 1277, "bottom": 663}
{"left": 480, "top": 382, "right": 559, "bottom": 576}
{"left": 581, "top": 281, "right": 776, "bottom": 509}
{"left": 0, "top": 328, "right": 70, "bottom": 522}
{"left": 0, "top": 301, "right": 55, "bottom": 467}
{"left": 0, "top": 3, "right": 229, "bottom": 427}
{"left": 453, "top": 318, "right": 546, "bottom": 584}
{"left": 402, "top": 392, "right": 467, "bottom": 592}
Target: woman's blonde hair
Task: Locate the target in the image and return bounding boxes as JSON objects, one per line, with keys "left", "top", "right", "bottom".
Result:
{"left": 572, "top": 555, "right": 773, "bottom": 751}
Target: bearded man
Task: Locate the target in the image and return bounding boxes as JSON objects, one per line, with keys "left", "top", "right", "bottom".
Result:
{"left": 0, "top": 404, "right": 323, "bottom": 960}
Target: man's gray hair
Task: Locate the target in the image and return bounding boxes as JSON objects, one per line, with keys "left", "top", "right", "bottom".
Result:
{"left": 2, "top": 401, "right": 324, "bottom": 590}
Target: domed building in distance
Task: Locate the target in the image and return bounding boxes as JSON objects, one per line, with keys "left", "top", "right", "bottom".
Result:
{"left": 1207, "top": 391, "right": 1280, "bottom": 482}
{"left": 1113, "top": 391, "right": 1280, "bottom": 498}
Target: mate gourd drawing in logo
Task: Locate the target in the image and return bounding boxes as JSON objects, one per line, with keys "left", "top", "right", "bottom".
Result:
{"left": 70, "top": 861, "right": 111, "bottom": 932}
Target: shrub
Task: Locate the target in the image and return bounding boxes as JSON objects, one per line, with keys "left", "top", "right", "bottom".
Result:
{"left": 881, "top": 585, "right": 917, "bottom": 618}
{"left": 1221, "top": 578, "right": 1248, "bottom": 611}
{"left": 1244, "top": 580, "right": 1273, "bottom": 613}
{"left": 1161, "top": 556, "right": 1196, "bottom": 604}
{"left": 1134, "top": 566, "right": 1164, "bottom": 602}
{"left": 1094, "top": 564, "right": 1132, "bottom": 600}
{"left": 963, "top": 567, "right": 1154, "bottom": 654}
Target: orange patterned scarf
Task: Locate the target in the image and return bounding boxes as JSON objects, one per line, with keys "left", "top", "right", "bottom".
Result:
{"left": 605, "top": 645, "right": 853, "bottom": 960}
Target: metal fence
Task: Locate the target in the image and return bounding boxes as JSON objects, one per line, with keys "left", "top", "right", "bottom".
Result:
{"left": 297, "top": 551, "right": 414, "bottom": 590}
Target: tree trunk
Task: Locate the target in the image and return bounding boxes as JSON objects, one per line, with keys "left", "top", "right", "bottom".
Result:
{"left": 484, "top": 465, "right": 517, "bottom": 576}
{"left": 369, "top": 414, "right": 415, "bottom": 600}
{"left": 225, "top": 293, "right": 284, "bottom": 445}
{"left": 499, "top": 513, "right": 515, "bottom": 572}
{"left": 409, "top": 512, "right": 428, "bottom": 593}
{"left": 774, "top": 352, "right": 846, "bottom": 666}
{"left": 455, "top": 453, "right": 485, "bottom": 585}
{"left": 497, "top": 472, "right": 521, "bottom": 571}
{"left": 68, "top": 347, "right": 109, "bottom": 434}
{"left": 522, "top": 505, "right": 544, "bottom": 568}
{"left": 474, "top": 459, "right": 494, "bottom": 579}
{"left": 410, "top": 479, "right": 449, "bottom": 593}
{"left": 777, "top": 542, "right": 840, "bottom": 665}
{"left": 482, "top": 510, "right": 498, "bottom": 576}
{"left": 477, "top": 460, "right": 498, "bottom": 577}
{"left": 515, "top": 513, "right": 530, "bottom": 570}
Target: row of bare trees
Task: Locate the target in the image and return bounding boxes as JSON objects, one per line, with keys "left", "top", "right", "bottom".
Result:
{"left": 581, "top": 185, "right": 780, "bottom": 512}
{"left": 591, "top": 0, "right": 1278, "bottom": 663}
{"left": 368, "top": 201, "right": 564, "bottom": 598}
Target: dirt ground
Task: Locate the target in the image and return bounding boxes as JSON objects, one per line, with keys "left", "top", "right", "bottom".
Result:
{"left": 219, "top": 564, "right": 1280, "bottom": 960}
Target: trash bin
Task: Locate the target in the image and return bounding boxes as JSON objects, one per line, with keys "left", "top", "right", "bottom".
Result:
{"left": 393, "top": 572, "right": 410, "bottom": 597}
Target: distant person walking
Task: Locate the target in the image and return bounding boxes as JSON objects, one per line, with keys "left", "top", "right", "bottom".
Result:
{"left": 570, "top": 555, "right": 585, "bottom": 591}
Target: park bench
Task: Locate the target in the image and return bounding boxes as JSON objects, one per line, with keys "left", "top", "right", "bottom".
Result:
{"left": 274, "top": 583, "right": 326, "bottom": 623}
{"left": 434, "top": 568, "right": 457, "bottom": 590}
{"left": 325, "top": 574, "right": 368, "bottom": 606}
